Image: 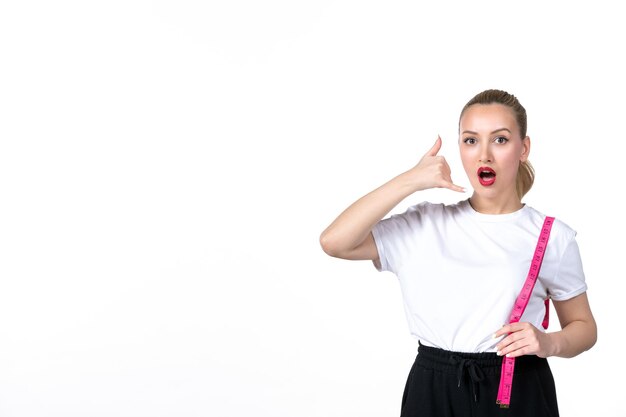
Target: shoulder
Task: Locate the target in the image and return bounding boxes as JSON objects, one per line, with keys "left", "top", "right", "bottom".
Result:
{"left": 391, "top": 200, "right": 469, "bottom": 223}
{"left": 373, "top": 200, "right": 469, "bottom": 255}
{"left": 524, "top": 205, "right": 577, "bottom": 249}
{"left": 405, "top": 199, "right": 469, "bottom": 215}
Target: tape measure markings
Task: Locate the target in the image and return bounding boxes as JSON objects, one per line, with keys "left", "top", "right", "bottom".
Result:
{"left": 496, "top": 216, "right": 554, "bottom": 408}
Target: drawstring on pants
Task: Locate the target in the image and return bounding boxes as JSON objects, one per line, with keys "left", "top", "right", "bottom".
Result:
{"left": 449, "top": 355, "right": 485, "bottom": 402}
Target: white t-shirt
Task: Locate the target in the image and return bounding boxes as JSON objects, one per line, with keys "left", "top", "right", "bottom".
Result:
{"left": 371, "top": 199, "right": 587, "bottom": 353}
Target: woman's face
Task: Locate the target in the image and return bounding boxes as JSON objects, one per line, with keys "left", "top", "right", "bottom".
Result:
{"left": 458, "top": 103, "right": 530, "bottom": 200}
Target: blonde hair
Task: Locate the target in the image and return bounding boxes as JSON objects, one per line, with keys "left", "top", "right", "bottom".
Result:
{"left": 459, "top": 89, "right": 534, "bottom": 199}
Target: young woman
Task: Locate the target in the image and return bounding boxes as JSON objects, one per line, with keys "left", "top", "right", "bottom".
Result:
{"left": 319, "top": 89, "right": 597, "bottom": 416}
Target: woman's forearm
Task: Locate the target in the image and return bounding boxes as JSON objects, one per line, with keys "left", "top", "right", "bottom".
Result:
{"left": 547, "top": 293, "right": 597, "bottom": 358}
{"left": 319, "top": 171, "right": 420, "bottom": 257}
{"left": 320, "top": 137, "right": 464, "bottom": 259}
{"left": 548, "top": 318, "right": 597, "bottom": 358}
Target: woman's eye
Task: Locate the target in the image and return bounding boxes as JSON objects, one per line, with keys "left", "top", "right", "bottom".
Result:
{"left": 494, "top": 136, "right": 509, "bottom": 144}
{"left": 463, "top": 138, "right": 477, "bottom": 145}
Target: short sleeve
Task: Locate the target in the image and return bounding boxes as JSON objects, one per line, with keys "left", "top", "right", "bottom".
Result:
{"left": 371, "top": 205, "right": 424, "bottom": 274}
{"left": 371, "top": 217, "right": 398, "bottom": 273}
{"left": 547, "top": 237, "right": 588, "bottom": 301}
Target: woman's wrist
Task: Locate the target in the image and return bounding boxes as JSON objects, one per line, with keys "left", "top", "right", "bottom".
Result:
{"left": 546, "top": 332, "right": 564, "bottom": 357}
{"left": 394, "top": 169, "right": 427, "bottom": 194}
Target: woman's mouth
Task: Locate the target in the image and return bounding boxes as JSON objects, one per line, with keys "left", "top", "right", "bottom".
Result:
{"left": 477, "top": 167, "right": 496, "bottom": 186}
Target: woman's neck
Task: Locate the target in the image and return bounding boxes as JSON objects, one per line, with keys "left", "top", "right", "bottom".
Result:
{"left": 468, "top": 193, "right": 524, "bottom": 215}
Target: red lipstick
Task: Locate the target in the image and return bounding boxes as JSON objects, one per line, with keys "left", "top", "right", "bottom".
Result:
{"left": 477, "top": 166, "right": 496, "bottom": 186}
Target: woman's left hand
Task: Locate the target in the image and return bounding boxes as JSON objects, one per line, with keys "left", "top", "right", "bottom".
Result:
{"left": 494, "top": 322, "right": 555, "bottom": 358}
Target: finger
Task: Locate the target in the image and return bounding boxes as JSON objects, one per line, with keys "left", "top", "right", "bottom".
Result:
{"left": 438, "top": 160, "right": 465, "bottom": 192}
{"left": 494, "top": 325, "right": 510, "bottom": 338}
{"left": 425, "top": 136, "right": 442, "bottom": 157}
{"left": 498, "top": 332, "right": 534, "bottom": 357}
{"left": 498, "top": 340, "right": 531, "bottom": 358}
{"left": 494, "top": 322, "right": 525, "bottom": 338}
{"left": 496, "top": 331, "right": 525, "bottom": 352}
{"left": 441, "top": 182, "right": 466, "bottom": 193}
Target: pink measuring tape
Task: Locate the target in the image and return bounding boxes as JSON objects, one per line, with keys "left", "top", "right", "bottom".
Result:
{"left": 496, "top": 216, "right": 554, "bottom": 408}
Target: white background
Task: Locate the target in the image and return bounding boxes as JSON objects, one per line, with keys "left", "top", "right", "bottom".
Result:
{"left": 0, "top": 1, "right": 623, "bottom": 416}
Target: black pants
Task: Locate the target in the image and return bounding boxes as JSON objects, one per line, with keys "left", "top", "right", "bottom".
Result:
{"left": 400, "top": 343, "right": 559, "bottom": 417}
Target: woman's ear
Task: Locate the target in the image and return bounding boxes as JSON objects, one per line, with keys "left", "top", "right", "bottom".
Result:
{"left": 520, "top": 136, "right": 531, "bottom": 162}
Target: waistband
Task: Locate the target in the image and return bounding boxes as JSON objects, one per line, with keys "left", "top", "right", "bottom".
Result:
{"left": 416, "top": 342, "right": 549, "bottom": 404}
{"left": 416, "top": 342, "right": 548, "bottom": 376}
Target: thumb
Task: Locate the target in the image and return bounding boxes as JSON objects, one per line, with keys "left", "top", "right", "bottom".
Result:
{"left": 425, "top": 135, "right": 442, "bottom": 157}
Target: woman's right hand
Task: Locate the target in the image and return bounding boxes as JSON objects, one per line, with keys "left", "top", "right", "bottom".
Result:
{"left": 320, "top": 136, "right": 464, "bottom": 260}
{"left": 407, "top": 136, "right": 465, "bottom": 193}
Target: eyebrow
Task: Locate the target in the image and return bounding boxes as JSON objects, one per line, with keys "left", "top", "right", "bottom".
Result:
{"left": 462, "top": 128, "right": 512, "bottom": 135}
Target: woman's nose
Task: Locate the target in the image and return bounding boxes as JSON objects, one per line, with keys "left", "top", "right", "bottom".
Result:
{"left": 479, "top": 152, "right": 492, "bottom": 163}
